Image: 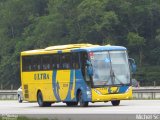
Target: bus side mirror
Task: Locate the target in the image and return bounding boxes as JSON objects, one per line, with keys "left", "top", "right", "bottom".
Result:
{"left": 86, "top": 60, "right": 93, "bottom": 76}
{"left": 128, "top": 58, "right": 136, "bottom": 74}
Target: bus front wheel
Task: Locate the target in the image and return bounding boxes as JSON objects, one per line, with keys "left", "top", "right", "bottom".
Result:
{"left": 111, "top": 100, "right": 120, "bottom": 106}
{"left": 37, "top": 91, "right": 51, "bottom": 107}
{"left": 78, "top": 91, "right": 88, "bottom": 107}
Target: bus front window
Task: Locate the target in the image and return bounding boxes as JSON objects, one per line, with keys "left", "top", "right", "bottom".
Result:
{"left": 109, "top": 51, "right": 130, "bottom": 85}
{"left": 90, "top": 51, "right": 112, "bottom": 86}
{"left": 90, "top": 51, "right": 130, "bottom": 86}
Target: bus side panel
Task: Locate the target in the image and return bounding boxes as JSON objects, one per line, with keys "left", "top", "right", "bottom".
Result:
{"left": 51, "top": 69, "right": 92, "bottom": 102}
{"left": 75, "top": 69, "right": 92, "bottom": 102}
{"left": 52, "top": 70, "right": 71, "bottom": 102}
{"left": 56, "top": 70, "right": 70, "bottom": 101}
{"left": 70, "top": 70, "right": 76, "bottom": 100}
{"left": 62, "top": 69, "right": 79, "bottom": 102}
{"left": 21, "top": 71, "right": 57, "bottom": 102}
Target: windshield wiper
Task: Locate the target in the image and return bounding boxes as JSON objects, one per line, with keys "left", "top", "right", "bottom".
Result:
{"left": 111, "top": 70, "right": 125, "bottom": 85}
{"left": 102, "top": 81, "right": 108, "bottom": 86}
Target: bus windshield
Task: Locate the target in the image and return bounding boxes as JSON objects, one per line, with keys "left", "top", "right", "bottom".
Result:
{"left": 90, "top": 51, "right": 130, "bottom": 86}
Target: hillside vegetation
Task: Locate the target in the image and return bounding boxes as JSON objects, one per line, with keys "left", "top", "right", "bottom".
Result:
{"left": 0, "top": 0, "right": 160, "bottom": 89}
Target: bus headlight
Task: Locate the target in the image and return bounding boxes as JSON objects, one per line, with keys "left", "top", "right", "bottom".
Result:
{"left": 94, "top": 89, "right": 102, "bottom": 95}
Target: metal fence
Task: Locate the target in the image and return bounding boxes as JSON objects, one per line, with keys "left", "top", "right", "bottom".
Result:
{"left": 133, "top": 87, "right": 160, "bottom": 99}
{"left": 0, "top": 87, "right": 160, "bottom": 100}
{"left": 0, "top": 90, "right": 17, "bottom": 100}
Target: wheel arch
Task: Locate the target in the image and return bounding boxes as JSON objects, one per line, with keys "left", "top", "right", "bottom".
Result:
{"left": 76, "top": 88, "right": 81, "bottom": 101}
{"left": 37, "top": 89, "right": 41, "bottom": 99}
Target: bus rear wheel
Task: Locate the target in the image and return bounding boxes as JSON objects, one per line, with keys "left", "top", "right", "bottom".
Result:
{"left": 37, "top": 91, "right": 51, "bottom": 107}
{"left": 111, "top": 100, "right": 120, "bottom": 106}
{"left": 78, "top": 91, "right": 88, "bottom": 107}
{"left": 66, "top": 102, "right": 78, "bottom": 107}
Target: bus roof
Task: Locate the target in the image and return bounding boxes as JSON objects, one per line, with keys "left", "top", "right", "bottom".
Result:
{"left": 72, "top": 45, "right": 126, "bottom": 52}
{"left": 21, "top": 44, "right": 126, "bottom": 56}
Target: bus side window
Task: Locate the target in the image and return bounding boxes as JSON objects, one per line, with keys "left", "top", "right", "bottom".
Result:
{"left": 72, "top": 53, "right": 80, "bottom": 69}
{"left": 57, "top": 55, "right": 60, "bottom": 69}
{"left": 22, "top": 56, "right": 32, "bottom": 71}
{"left": 51, "top": 54, "right": 58, "bottom": 69}
{"left": 80, "top": 52, "right": 88, "bottom": 70}
{"left": 60, "top": 54, "right": 71, "bottom": 69}
{"left": 31, "top": 56, "right": 41, "bottom": 71}
{"left": 22, "top": 57, "right": 26, "bottom": 71}
{"left": 80, "top": 52, "right": 92, "bottom": 85}
{"left": 42, "top": 55, "right": 51, "bottom": 70}
{"left": 28, "top": 65, "right": 32, "bottom": 71}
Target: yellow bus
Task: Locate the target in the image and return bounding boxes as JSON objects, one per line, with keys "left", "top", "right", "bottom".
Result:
{"left": 20, "top": 44, "right": 135, "bottom": 107}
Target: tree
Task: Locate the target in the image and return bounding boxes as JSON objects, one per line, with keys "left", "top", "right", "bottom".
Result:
{"left": 127, "top": 32, "right": 145, "bottom": 67}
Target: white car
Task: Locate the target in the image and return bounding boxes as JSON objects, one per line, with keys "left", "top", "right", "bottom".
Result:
{"left": 17, "top": 86, "right": 23, "bottom": 103}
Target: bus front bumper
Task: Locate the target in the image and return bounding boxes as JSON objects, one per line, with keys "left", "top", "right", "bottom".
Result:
{"left": 91, "top": 86, "right": 132, "bottom": 102}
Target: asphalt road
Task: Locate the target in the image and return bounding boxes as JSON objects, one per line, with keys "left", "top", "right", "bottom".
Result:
{"left": 0, "top": 100, "right": 160, "bottom": 120}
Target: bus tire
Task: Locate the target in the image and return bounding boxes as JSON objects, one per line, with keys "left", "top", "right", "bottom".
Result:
{"left": 78, "top": 91, "right": 88, "bottom": 107}
{"left": 66, "top": 102, "right": 78, "bottom": 107}
{"left": 111, "top": 100, "right": 120, "bottom": 106}
{"left": 37, "top": 91, "right": 51, "bottom": 107}
{"left": 44, "top": 102, "right": 52, "bottom": 107}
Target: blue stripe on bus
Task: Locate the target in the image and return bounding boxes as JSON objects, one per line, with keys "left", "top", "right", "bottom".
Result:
{"left": 75, "top": 69, "right": 92, "bottom": 102}
{"left": 52, "top": 69, "right": 92, "bottom": 102}
{"left": 58, "top": 50, "right": 62, "bottom": 53}
{"left": 52, "top": 70, "right": 61, "bottom": 101}
{"left": 119, "top": 86, "right": 129, "bottom": 93}
{"left": 65, "top": 70, "right": 74, "bottom": 101}
{"left": 72, "top": 46, "right": 126, "bottom": 52}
